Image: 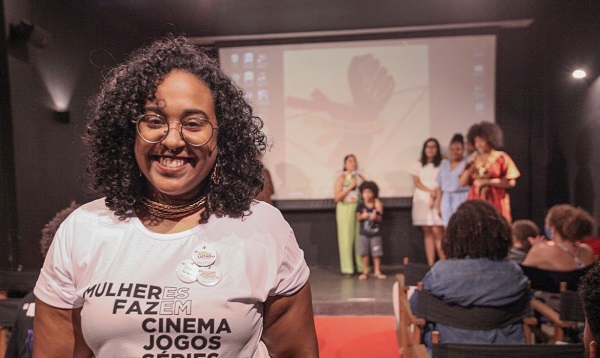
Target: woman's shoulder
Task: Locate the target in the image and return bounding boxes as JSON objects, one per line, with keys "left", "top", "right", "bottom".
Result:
{"left": 437, "top": 159, "right": 449, "bottom": 170}
{"left": 65, "top": 198, "right": 119, "bottom": 224}
{"left": 220, "top": 201, "right": 290, "bottom": 232}
{"left": 523, "top": 240, "right": 554, "bottom": 260}
{"left": 578, "top": 243, "right": 598, "bottom": 263}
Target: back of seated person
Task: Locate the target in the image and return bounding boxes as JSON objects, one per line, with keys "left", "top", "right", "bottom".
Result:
{"left": 409, "top": 199, "right": 528, "bottom": 349}
{"left": 522, "top": 204, "right": 597, "bottom": 271}
{"left": 508, "top": 219, "right": 539, "bottom": 264}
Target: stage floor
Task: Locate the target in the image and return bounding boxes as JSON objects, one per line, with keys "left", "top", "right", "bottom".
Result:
{"left": 309, "top": 266, "right": 401, "bottom": 316}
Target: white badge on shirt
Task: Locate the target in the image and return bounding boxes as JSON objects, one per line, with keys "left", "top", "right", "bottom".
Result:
{"left": 176, "top": 259, "right": 202, "bottom": 283}
{"left": 192, "top": 244, "right": 217, "bottom": 267}
{"left": 197, "top": 265, "right": 223, "bottom": 286}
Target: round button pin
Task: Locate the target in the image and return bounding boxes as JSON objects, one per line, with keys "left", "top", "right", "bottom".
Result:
{"left": 176, "top": 259, "right": 201, "bottom": 283}
{"left": 197, "top": 266, "right": 223, "bottom": 286}
{"left": 192, "top": 244, "right": 217, "bottom": 267}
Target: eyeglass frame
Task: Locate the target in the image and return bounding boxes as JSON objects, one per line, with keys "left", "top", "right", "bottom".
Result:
{"left": 132, "top": 113, "right": 219, "bottom": 147}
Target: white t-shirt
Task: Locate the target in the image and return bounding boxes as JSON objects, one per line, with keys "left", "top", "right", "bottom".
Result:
{"left": 34, "top": 199, "right": 309, "bottom": 358}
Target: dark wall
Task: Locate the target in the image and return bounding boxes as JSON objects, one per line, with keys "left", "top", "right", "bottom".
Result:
{"left": 0, "top": 0, "right": 19, "bottom": 270}
{"left": 2, "top": 0, "right": 161, "bottom": 269}
{"left": 2, "top": 0, "right": 599, "bottom": 269}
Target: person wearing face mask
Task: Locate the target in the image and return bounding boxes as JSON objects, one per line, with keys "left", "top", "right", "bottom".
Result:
{"left": 436, "top": 133, "right": 469, "bottom": 227}
{"left": 32, "top": 37, "right": 318, "bottom": 358}
{"left": 460, "top": 121, "right": 520, "bottom": 222}
{"left": 522, "top": 204, "right": 597, "bottom": 271}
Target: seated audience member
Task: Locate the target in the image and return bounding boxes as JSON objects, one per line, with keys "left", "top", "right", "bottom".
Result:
{"left": 579, "top": 263, "right": 600, "bottom": 358}
{"left": 5, "top": 202, "right": 79, "bottom": 358}
{"left": 508, "top": 219, "right": 539, "bottom": 264}
{"left": 522, "top": 204, "right": 597, "bottom": 271}
{"left": 410, "top": 199, "right": 528, "bottom": 349}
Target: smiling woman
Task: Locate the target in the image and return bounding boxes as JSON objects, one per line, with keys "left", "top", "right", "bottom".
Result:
{"left": 32, "top": 36, "right": 318, "bottom": 358}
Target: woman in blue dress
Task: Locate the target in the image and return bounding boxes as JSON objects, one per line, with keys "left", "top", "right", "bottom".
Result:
{"left": 436, "top": 134, "right": 469, "bottom": 227}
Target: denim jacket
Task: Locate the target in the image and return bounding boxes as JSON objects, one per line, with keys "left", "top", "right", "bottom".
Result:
{"left": 409, "top": 257, "right": 528, "bottom": 351}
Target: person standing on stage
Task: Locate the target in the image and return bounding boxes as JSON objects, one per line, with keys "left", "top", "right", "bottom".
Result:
{"left": 356, "top": 181, "right": 386, "bottom": 281}
{"left": 410, "top": 138, "right": 444, "bottom": 266}
{"left": 436, "top": 133, "right": 469, "bottom": 227}
{"left": 460, "top": 121, "right": 520, "bottom": 223}
{"left": 334, "top": 154, "right": 365, "bottom": 276}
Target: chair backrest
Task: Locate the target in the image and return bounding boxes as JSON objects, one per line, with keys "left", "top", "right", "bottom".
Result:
{"left": 414, "top": 289, "right": 530, "bottom": 330}
{"left": 401, "top": 257, "right": 430, "bottom": 287}
{"left": 520, "top": 264, "right": 593, "bottom": 292}
{"left": 431, "top": 341, "right": 585, "bottom": 358}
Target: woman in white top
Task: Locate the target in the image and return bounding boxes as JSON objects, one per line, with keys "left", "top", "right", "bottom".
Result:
{"left": 33, "top": 37, "right": 318, "bottom": 357}
{"left": 410, "top": 138, "right": 444, "bottom": 266}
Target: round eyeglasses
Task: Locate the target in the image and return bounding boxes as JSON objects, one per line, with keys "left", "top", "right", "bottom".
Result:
{"left": 133, "top": 114, "right": 218, "bottom": 147}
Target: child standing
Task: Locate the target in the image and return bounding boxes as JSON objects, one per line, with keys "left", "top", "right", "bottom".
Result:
{"left": 356, "top": 181, "right": 386, "bottom": 280}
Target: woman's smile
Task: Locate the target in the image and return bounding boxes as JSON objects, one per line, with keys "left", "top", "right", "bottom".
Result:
{"left": 135, "top": 69, "right": 219, "bottom": 200}
{"left": 155, "top": 155, "right": 193, "bottom": 169}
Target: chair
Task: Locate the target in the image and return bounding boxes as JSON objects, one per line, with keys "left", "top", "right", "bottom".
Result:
{"left": 413, "top": 283, "right": 537, "bottom": 344}
{"left": 520, "top": 264, "right": 592, "bottom": 343}
{"left": 397, "top": 257, "right": 430, "bottom": 289}
{"left": 430, "top": 331, "right": 585, "bottom": 358}
{"left": 393, "top": 258, "right": 430, "bottom": 357}
{"left": 393, "top": 275, "right": 536, "bottom": 358}
{"left": 393, "top": 278, "right": 428, "bottom": 358}
{"left": 0, "top": 270, "right": 39, "bottom": 356}
{"left": 520, "top": 264, "right": 593, "bottom": 293}
{"left": 529, "top": 281, "right": 586, "bottom": 343}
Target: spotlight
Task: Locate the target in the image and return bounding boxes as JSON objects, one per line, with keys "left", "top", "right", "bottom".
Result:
{"left": 572, "top": 69, "right": 587, "bottom": 79}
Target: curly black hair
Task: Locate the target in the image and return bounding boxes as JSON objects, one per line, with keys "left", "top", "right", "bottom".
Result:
{"left": 466, "top": 121, "right": 504, "bottom": 149}
{"left": 84, "top": 36, "right": 266, "bottom": 222}
{"left": 579, "top": 263, "right": 600, "bottom": 344}
{"left": 41, "top": 201, "right": 80, "bottom": 258}
{"left": 419, "top": 138, "right": 442, "bottom": 167}
{"left": 359, "top": 181, "right": 379, "bottom": 198}
{"left": 547, "top": 204, "right": 596, "bottom": 242}
{"left": 443, "top": 199, "right": 512, "bottom": 260}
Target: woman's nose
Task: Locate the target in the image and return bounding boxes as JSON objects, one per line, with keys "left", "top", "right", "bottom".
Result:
{"left": 161, "top": 121, "right": 185, "bottom": 149}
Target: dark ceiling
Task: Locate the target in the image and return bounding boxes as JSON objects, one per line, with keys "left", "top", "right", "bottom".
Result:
{"left": 62, "top": 0, "right": 589, "bottom": 41}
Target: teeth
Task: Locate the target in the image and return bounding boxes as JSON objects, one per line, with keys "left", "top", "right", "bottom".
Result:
{"left": 159, "top": 157, "right": 186, "bottom": 168}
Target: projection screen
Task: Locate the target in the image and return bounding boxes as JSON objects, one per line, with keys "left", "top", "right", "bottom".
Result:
{"left": 219, "top": 34, "right": 496, "bottom": 200}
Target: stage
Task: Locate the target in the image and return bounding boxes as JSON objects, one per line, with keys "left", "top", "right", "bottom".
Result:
{"left": 309, "top": 266, "right": 401, "bottom": 316}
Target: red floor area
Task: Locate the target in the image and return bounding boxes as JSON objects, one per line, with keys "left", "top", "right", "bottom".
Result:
{"left": 314, "top": 315, "right": 399, "bottom": 358}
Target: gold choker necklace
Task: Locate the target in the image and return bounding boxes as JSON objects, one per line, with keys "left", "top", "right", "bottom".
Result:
{"left": 139, "top": 196, "right": 206, "bottom": 220}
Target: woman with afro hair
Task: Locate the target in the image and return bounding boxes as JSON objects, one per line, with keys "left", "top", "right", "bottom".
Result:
{"left": 410, "top": 199, "right": 529, "bottom": 349}
{"left": 460, "top": 121, "right": 520, "bottom": 222}
{"left": 33, "top": 36, "right": 318, "bottom": 357}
